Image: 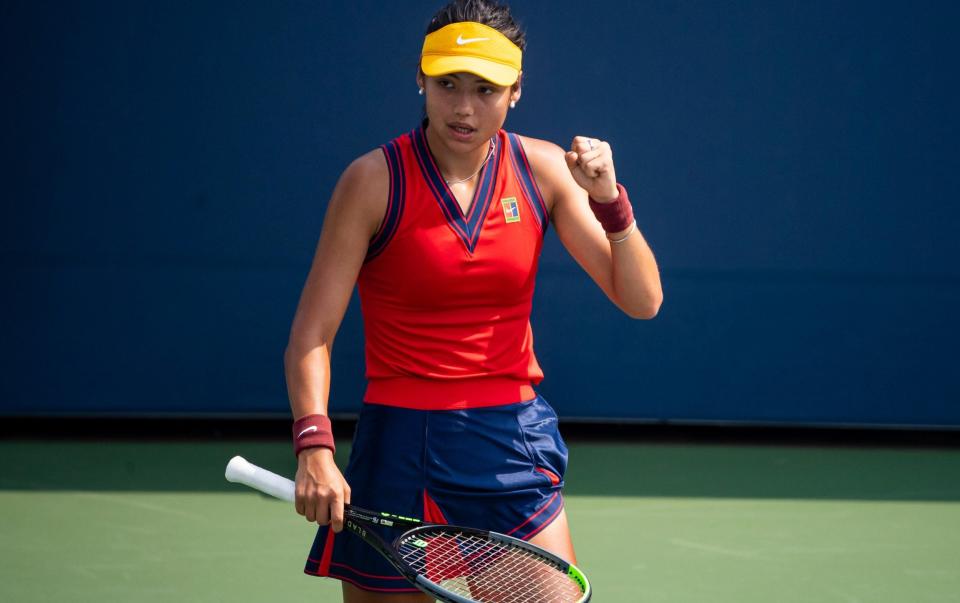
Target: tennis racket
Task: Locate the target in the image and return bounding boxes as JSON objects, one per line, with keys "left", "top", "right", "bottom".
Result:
{"left": 225, "top": 455, "right": 591, "bottom": 603}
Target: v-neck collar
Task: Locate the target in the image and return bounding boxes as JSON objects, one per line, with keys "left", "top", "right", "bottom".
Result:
{"left": 410, "top": 125, "right": 502, "bottom": 254}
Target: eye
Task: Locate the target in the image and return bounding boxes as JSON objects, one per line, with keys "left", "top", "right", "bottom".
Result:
{"left": 478, "top": 86, "right": 494, "bottom": 95}
{"left": 437, "top": 79, "right": 454, "bottom": 89}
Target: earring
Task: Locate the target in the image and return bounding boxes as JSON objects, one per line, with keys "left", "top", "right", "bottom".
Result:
{"left": 510, "top": 100, "right": 517, "bottom": 109}
{"left": 418, "top": 88, "right": 424, "bottom": 96}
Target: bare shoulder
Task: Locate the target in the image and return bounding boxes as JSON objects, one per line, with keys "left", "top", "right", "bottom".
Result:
{"left": 345, "top": 147, "right": 388, "bottom": 178}
{"left": 515, "top": 135, "right": 580, "bottom": 212}
{"left": 515, "top": 135, "right": 567, "bottom": 173}
{"left": 335, "top": 148, "right": 388, "bottom": 205}
{"left": 326, "top": 148, "right": 389, "bottom": 238}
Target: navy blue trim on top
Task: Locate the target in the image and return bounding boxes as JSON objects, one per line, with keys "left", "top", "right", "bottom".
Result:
{"left": 365, "top": 139, "right": 406, "bottom": 262}
{"left": 506, "top": 133, "right": 549, "bottom": 235}
{"left": 409, "top": 126, "right": 502, "bottom": 254}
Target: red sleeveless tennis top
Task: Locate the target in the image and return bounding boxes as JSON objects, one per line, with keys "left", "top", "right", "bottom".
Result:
{"left": 357, "top": 125, "right": 550, "bottom": 410}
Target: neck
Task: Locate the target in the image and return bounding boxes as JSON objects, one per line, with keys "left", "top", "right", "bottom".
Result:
{"left": 424, "top": 122, "right": 492, "bottom": 183}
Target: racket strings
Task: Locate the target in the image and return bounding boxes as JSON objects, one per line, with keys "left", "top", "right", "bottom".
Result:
{"left": 398, "top": 530, "right": 584, "bottom": 602}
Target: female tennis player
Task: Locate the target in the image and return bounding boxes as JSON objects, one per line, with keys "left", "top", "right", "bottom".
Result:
{"left": 284, "top": 1, "right": 662, "bottom": 600}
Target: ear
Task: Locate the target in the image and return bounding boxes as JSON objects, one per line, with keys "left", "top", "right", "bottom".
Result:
{"left": 511, "top": 72, "right": 523, "bottom": 103}
{"left": 416, "top": 69, "right": 426, "bottom": 91}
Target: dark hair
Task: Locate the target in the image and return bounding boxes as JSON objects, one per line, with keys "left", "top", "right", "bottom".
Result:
{"left": 425, "top": 0, "right": 526, "bottom": 51}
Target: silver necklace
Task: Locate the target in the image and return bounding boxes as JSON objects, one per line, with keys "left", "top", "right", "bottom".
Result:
{"left": 443, "top": 140, "right": 495, "bottom": 186}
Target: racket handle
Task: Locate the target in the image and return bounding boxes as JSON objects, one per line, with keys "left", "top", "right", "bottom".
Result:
{"left": 225, "top": 456, "right": 295, "bottom": 503}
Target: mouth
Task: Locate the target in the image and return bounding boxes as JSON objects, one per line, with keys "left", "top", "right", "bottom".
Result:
{"left": 447, "top": 123, "right": 477, "bottom": 139}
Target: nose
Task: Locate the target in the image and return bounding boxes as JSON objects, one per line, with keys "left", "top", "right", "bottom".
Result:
{"left": 452, "top": 89, "right": 474, "bottom": 117}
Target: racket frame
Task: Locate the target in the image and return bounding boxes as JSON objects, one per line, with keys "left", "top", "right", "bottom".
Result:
{"left": 394, "top": 523, "right": 591, "bottom": 603}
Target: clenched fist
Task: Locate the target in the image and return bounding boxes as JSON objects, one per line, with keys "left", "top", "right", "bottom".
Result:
{"left": 565, "top": 136, "right": 619, "bottom": 203}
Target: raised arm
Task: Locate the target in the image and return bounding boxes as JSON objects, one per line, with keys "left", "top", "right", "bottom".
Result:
{"left": 523, "top": 135, "right": 663, "bottom": 319}
{"left": 284, "top": 149, "right": 387, "bottom": 531}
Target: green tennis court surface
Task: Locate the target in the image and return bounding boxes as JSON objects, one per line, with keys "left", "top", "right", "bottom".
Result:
{"left": 2, "top": 439, "right": 958, "bottom": 602}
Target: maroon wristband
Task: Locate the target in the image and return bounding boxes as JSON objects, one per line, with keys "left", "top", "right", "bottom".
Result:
{"left": 588, "top": 183, "right": 634, "bottom": 233}
{"left": 292, "top": 414, "right": 335, "bottom": 457}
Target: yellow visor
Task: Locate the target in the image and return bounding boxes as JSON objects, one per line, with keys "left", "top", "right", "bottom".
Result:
{"left": 420, "top": 21, "right": 522, "bottom": 87}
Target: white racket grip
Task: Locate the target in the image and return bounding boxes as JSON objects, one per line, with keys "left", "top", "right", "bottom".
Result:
{"left": 225, "top": 456, "right": 296, "bottom": 503}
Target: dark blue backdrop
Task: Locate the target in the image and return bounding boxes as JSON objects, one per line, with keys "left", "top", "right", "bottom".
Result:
{"left": 3, "top": 1, "right": 958, "bottom": 425}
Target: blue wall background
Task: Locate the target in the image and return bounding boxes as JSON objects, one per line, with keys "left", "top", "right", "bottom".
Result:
{"left": 3, "top": 1, "right": 958, "bottom": 425}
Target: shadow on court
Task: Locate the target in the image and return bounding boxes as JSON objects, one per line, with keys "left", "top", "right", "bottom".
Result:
{"left": 2, "top": 422, "right": 958, "bottom": 501}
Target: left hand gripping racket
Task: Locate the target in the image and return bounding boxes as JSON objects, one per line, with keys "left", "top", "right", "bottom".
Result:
{"left": 225, "top": 456, "right": 591, "bottom": 603}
